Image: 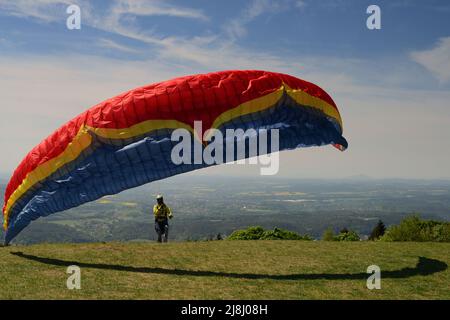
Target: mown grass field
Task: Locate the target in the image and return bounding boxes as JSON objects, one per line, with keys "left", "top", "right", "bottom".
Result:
{"left": 0, "top": 241, "right": 449, "bottom": 299}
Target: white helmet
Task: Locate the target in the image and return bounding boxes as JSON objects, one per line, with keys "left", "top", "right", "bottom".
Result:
{"left": 156, "top": 194, "right": 163, "bottom": 200}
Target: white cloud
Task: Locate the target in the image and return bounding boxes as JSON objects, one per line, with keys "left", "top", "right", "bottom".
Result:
{"left": 295, "top": 0, "right": 307, "bottom": 9}
{"left": 0, "top": 0, "right": 296, "bottom": 69}
{"left": 98, "top": 38, "right": 140, "bottom": 54}
{"left": 410, "top": 37, "right": 450, "bottom": 83}
{"left": 0, "top": 0, "right": 207, "bottom": 24}
{"left": 0, "top": 0, "right": 214, "bottom": 65}
{"left": 83, "top": 1, "right": 297, "bottom": 70}
{"left": 0, "top": 0, "right": 89, "bottom": 22}
{"left": 154, "top": 36, "right": 297, "bottom": 70}
{"left": 224, "top": 0, "right": 285, "bottom": 40}
{"left": 0, "top": 37, "right": 9, "bottom": 46}
{"left": 111, "top": 0, "right": 208, "bottom": 21}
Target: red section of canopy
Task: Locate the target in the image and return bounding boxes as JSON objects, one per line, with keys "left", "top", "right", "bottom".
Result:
{"left": 3, "top": 70, "right": 338, "bottom": 215}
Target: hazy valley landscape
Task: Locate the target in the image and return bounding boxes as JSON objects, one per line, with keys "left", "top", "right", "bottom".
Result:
{"left": 2, "top": 174, "right": 449, "bottom": 244}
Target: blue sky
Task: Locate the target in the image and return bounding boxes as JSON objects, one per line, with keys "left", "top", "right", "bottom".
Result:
{"left": 1, "top": 0, "right": 450, "bottom": 179}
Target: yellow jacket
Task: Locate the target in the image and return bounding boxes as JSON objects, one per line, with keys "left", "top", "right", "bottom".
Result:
{"left": 153, "top": 203, "right": 173, "bottom": 221}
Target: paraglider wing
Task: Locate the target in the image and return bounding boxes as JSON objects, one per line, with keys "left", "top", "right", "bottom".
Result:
{"left": 2, "top": 70, "right": 347, "bottom": 244}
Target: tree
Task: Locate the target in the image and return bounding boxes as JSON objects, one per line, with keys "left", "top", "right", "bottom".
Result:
{"left": 369, "top": 220, "right": 386, "bottom": 240}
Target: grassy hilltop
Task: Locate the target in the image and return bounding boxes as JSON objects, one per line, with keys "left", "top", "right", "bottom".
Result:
{"left": 0, "top": 241, "right": 449, "bottom": 299}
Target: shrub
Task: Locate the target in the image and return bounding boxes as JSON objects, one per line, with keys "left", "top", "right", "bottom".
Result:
{"left": 381, "top": 215, "right": 450, "bottom": 242}
{"left": 260, "top": 227, "right": 312, "bottom": 240}
{"left": 322, "top": 228, "right": 335, "bottom": 241}
{"left": 227, "top": 226, "right": 266, "bottom": 240}
{"left": 321, "top": 227, "right": 360, "bottom": 241}
{"left": 227, "top": 226, "right": 311, "bottom": 240}
{"left": 335, "top": 229, "right": 360, "bottom": 241}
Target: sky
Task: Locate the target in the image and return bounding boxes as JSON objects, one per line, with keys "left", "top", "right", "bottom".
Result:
{"left": 0, "top": 0, "right": 450, "bottom": 179}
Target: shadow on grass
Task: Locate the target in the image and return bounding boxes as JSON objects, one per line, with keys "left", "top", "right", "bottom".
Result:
{"left": 10, "top": 252, "right": 447, "bottom": 280}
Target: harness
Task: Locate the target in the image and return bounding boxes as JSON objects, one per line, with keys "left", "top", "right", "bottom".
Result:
{"left": 154, "top": 204, "right": 170, "bottom": 221}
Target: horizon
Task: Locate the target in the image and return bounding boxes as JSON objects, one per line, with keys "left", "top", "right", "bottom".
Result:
{"left": 2, "top": 170, "right": 450, "bottom": 183}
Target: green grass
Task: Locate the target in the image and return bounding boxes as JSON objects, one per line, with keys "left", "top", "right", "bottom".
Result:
{"left": 0, "top": 241, "right": 449, "bottom": 299}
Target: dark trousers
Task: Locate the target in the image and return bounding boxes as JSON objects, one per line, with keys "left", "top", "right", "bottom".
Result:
{"left": 155, "top": 219, "right": 169, "bottom": 242}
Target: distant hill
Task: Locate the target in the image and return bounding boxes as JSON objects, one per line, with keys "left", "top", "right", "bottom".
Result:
{"left": 1, "top": 241, "right": 449, "bottom": 299}
{"left": 344, "top": 174, "right": 373, "bottom": 181}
